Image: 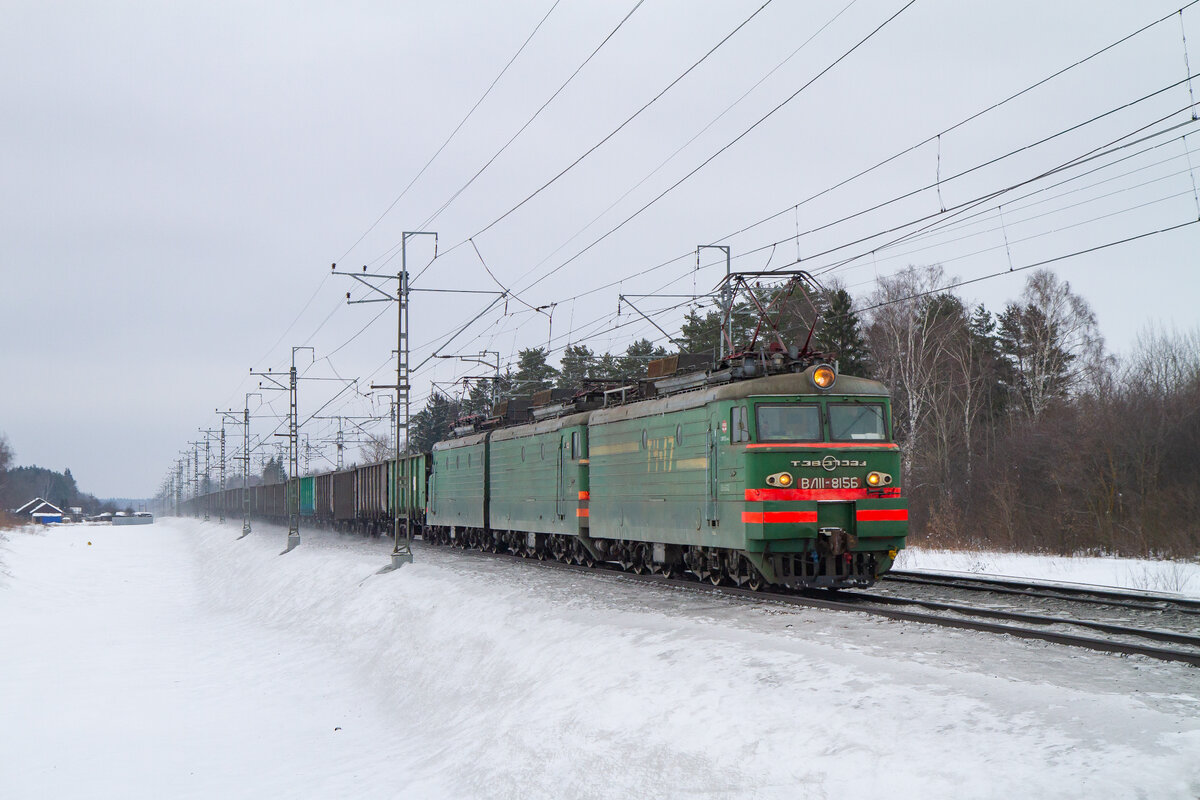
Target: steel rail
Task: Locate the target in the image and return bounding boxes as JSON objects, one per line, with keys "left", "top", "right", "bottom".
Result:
{"left": 884, "top": 570, "right": 1200, "bottom": 613}
{"left": 845, "top": 591, "right": 1200, "bottom": 648}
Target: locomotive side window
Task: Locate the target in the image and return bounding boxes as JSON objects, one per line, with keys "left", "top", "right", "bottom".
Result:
{"left": 755, "top": 404, "right": 821, "bottom": 442}
{"left": 829, "top": 403, "right": 887, "bottom": 441}
{"left": 571, "top": 431, "right": 580, "bottom": 459}
{"left": 731, "top": 406, "right": 751, "bottom": 443}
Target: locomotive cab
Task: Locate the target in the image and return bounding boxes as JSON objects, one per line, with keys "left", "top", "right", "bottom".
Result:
{"left": 736, "top": 368, "right": 907, "bottom": 589}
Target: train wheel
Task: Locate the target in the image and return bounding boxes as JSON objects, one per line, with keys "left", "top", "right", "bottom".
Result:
{"left": 707, "top": 550, "right": 727, "bottom": 586}
{"left": 571, "top": 539, "right": 595, "bottom": 567}
{"left": 615, "top": 542, "right": 632, "bottom": 572}
{"left": 549, "top": 535, "right": 566, "bottom": 562}
{"left": 630, "top": 543, "right": 649, "bottom": 575}
{"left": 726, "top": 553, "right": 759, "bottom": 588}
{"left": 746, "top": 570, "right": 766, "bottom": 591}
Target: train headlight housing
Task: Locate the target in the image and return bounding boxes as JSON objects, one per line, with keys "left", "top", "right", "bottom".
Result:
{"left": 765, "top": 471, "right": 794, "bottom": 487}
{"left": 866, "top": 471, "right": 892, "bottom": 487}
{"left": 811, "top": 364, "right": 836, "bottom": 390}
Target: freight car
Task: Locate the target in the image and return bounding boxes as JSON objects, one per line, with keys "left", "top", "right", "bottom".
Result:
{"left": 180, "top": 453, "right": 429, "bottom": 533}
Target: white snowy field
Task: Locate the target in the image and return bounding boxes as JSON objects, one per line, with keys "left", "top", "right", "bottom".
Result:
{"left": 897, "top": 546, "right": 1200, "bottom": 598}
{"left": 1, "top": 520, "right": 1198, "bottom": 800}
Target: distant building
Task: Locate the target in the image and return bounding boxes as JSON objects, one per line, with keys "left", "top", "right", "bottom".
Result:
{"left": 15, "top": 497, "right": 64, "bottom": 524}
{"left": 112, "top": 512, "right": 154, "bottom": 526}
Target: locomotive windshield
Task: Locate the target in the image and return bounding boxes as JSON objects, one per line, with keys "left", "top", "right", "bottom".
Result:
{"left": 829, "top": 403, "right": 887, "bottom": 441}
{"left": 755, "top": 404, "right": 821, "bottom": 442}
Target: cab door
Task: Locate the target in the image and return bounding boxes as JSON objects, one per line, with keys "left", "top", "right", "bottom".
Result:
{"left": 556, "top": 434, "right": 566, "bottom": 521}
{"left": 705, "top": 424, "right": 718, "bottom": 524}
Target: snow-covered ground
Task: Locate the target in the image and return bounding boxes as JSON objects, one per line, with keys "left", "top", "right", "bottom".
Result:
{"left": 1, "top": 520, "right": 1197, "bottom": 800}
{"left": 897, "top": 546, "right": 1200, "bottom": 598}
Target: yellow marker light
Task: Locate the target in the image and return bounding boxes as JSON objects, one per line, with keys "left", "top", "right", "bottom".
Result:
{"left": 866, "top": 471, "right": 893, "bottom": 487}
{"left": 812, "top": 364, "right": 836, "bottom": 389}
{"left": 765, "top": 471, "right": 794, "bottom": 487}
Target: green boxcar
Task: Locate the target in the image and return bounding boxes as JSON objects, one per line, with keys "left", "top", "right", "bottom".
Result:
{"left": 388, "top": 453, "right": 429, "bottom": 522}
{"left": 428, "top": 433, "right": 489, "bottom": 530}
{"left": 299, "top": 476, "right": 315, "bottom": 517}
{"left": 489, "top": 413, "right": 590, "bottom": 537}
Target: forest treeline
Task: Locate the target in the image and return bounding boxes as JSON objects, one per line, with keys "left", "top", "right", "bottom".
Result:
{"left": 410, "top": 265, "right": 1199, "bottom": 558}
{"left": 0, "top": 436, "right": 118, "bottom": 515}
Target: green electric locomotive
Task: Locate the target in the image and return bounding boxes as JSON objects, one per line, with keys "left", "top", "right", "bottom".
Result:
{"left": 423, "top": 359, "right": 906, "bottom": 590}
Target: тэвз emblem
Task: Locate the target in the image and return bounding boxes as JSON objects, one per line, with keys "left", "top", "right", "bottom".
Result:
{"left": 792, "top": 457, "right": 867, "bottom": 469}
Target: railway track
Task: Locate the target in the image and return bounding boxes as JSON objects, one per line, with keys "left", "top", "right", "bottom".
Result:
{"left": 419, "top": 541, "right": 1200, "bottom": 667}
{"left": 882, "top": 569, "right": 1200, "bottom": 614}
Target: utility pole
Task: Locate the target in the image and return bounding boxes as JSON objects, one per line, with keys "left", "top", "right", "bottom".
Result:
{"left": 237, "top": 392, "right": 261, "bottom": 538}
{"left": 199, "top": 428, "right": 219, "bottom": 521}
{"left": 333, "top": 231, "right": 435, "bottom": 570}
{"left": 217, "top": 408, "right": 243, "bottom": 525}
{"left": 333, "top": 232, "right": 507, "bottom": 573}
{"left": 250, "top": 365, "right": 290, "bottom": 548}
{"left": 288, "top": 355, "right": 300, "bottom": 545}
{"left": 251, "top": 348, "right": 311, "bottom": 554}
{"left": 698, "top": 245, "right": 732, "bottom": 361}
{"left": 204, "top": 434, "right": 211, "bottom": 520}
{"left": 189, "top": 441, "right": 202, "bottom": 514}
{"left": 219, "top": 423, "right": 225, "bottom": 522}
{"left": 389, "top": 234, "right": 434, "bottom": 568}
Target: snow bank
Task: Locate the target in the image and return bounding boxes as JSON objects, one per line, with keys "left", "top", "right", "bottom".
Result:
{"left": 186, "top": 520, "right": 1198, "bottom": 799}
{"left": 897, "top": 546, "right": 1200, "bottom": 597}
{"left": 1, "top": 519, "right": 1197, "bottom": 799}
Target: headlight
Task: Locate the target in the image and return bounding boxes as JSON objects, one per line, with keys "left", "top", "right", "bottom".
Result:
{"left": 765, "top": 471, "right": 794, "bottom": 487}
{"left": 866, "top": 471, "right": 892, "bottom": 486}
{"left": 811, "top": 364, "right": 836, "bottom": 389}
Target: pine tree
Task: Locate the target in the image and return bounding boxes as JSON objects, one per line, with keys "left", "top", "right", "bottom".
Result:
{"left": 617, "top": 339, "right": 668, "bottom": 379}
{"left": 461, "top": 379, "right": 497, "bottom": 417}
{"left": 409, "top": 392, "right": 460, "bottom": 453}
{"left": 996, "top": 269, "right": 1104, "bottom": 419}
{"left": 679, "top": 300, "right": 763, "bottom": 358}
{"left": 262, "top": 458, "right": 287, "bottom": 484}
{"left": 817, "top": 288, "right": 871, "bottom": 377}
{"left": 510, "top": 348, "right": 559, "bottom": 395}
{"left": 592, "top": 352, "right": 622, "bottom": 381}
{"left": 679, "top": 307, "right": 720, "bottom": 357}
{"left": 967, "top": 303, "right": 1009, "bottom": 422}
{"left": 557, "top": 345, "right": 595, "bottom": 390}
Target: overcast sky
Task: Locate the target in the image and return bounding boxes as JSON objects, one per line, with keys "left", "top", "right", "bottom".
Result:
{"left": 3, "top": 0, "right": 1199, "bottom": 498}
